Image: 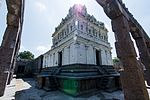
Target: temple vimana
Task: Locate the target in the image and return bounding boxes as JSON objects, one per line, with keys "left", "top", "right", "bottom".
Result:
{"left": 15, "top": 4, "right": 120, "bottom": 96}
{"left": 1, "top": 0, "right": 150, "bottom": 99}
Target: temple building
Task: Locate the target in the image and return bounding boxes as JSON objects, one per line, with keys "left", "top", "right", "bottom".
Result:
{"left": 37, "top": 4, "right": 119, "bottom": 96}
{"left": 43, "top": 4, "right": 112, "bottom": 68}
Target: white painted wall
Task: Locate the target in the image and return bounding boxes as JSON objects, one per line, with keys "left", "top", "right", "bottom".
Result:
{"left": 87, "top": 46, "right": 95, "bottom": 64}
{"left": 63, "top": 47, "right": 68, "bottom": 65}
{"left": 70, "top": 43, "right": 75, "bottom": 64}
{"left": 42, "top": 40, "right": 113, "bottom": 68}
{"left": 62, "top": 49, "right": 64, "bottom": 65}
{"left": 101, "top": 49, "right": 107, "bottom": 65}
{"left": 42, "top": 15, "right": 113, "bottom": 68}
{"left": 107, "top": 51, "right": 113, "bottom": 65}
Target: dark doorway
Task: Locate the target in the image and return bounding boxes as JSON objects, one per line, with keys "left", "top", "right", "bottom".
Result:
{"left": 17, "top": 65, "right": 25, "bottom": 73}
{"left": 42, "top": 77, "right": 46, "bottom": 88}
{"left": 58, "top": 51, "right": 62, "bottom": 67}
{"left": 96, "top": 50, "right": 102, "bottom": 66}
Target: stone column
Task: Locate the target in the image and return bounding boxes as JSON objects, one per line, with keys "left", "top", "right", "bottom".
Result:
{"left": 101, "top": 49, "right": 106, "bottom": 65}
{"left": 132, "top": 35, "right": 150, "bottom": 85}
{"left": 112, "top": 16, "right": 149, "bottom": 100}
{"left": 0, "top": 0, "right": 24, "bottom": 96}
{"left": 68, "top": 46, "right": 70, "bottom": 65}
{"left": 96, "top": 0, "right": 149, "bottom": 99}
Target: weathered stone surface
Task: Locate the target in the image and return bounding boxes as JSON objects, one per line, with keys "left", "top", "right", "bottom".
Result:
{"left": 133, "top": 36, "right": 150, "bottom": 85}
{"left": 1, "top": 26, "right": 19, "bottom": 48}
{"left": 112, "top": 16, "right": 149, "bottom": 100}
{"left": 0, "top": 47, "right": 14, "bottom": 96}
{"left": 0, "top": 0, "right": 24, "bottom": 96}
{"left": 112, "top": 16, "right": 137, "bottom": 60}
{"left": 120, "top": 68, "right": 149, "bottom": 100}
{"left": 6, "top": 0, "right": 21, "bottom": 15}
{"left": 96, "top": 0, "right": 150, "bottom": 99}
{"left": 7, "top": 14, "right": 19, "bottom": 26}
{"left": 146, "top": 42, "right": 150, "bottom": 57}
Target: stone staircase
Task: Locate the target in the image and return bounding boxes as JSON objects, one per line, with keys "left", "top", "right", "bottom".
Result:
{"left": 43, "top": 78, "right": 59, "bottom": 91}
{"left": 100, "top": 77, "right": 110, "bottom": 89}
{"left": 38, "top": 67, "right": 59, "bottom": 91}
{"left": 38, "top": 64, "right": 120, "bottom": 93}
{"left": 100, "top": 65, "right": 119, "bottom": 75}
{"left": 41, "top": 67, "right": 58, "bottom": 75}
{"left": 99, "top": 76, "right": 119, "bottom": 92}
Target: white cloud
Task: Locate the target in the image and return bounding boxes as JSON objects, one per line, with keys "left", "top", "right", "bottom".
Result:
{"left": 36, "top": 45, "right": 50, "bottom": 53}
{"left": 35, "top": 1, "right": 47, "bottom": 12}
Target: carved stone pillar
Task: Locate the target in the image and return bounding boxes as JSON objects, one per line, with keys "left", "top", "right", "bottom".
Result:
{"left": 132, "top": 35, "right": 150, "bottom": 85}
{"left": 96, "top": 0, "right": 149, "bottom": 99}
{"left": 112, "top": 16, "right": 149, "bottom": 100}
{"left": 0, "top": 48, "right": 14, "bottom": 96}
{"left": 0, "top": 0, "right": 24, "bottom": 96}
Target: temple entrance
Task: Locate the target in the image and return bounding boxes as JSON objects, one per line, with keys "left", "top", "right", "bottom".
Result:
{"left": 96, "top": 50, "right": 101, "bottom": 66}
{"left": 58, "top": 51, "right": 62, "bottom": 67}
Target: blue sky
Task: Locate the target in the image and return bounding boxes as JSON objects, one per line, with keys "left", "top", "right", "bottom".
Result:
{"left": 0, "top": 0, "right": 150, "bottom": 58}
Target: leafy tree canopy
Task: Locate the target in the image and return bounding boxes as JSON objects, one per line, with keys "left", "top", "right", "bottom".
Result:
{"left": 113, "top": 57, "right": 120, "bottom": 64}
{"left": 17, "top": 51, "right": 34, "bottom": 60}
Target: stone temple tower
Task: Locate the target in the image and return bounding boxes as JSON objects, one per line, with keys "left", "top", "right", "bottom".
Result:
{"left": 43, "top": 4, "right": 113, "bottom": 67}
{"left": 37, "top": 4, "right": 119, "bottom": 96}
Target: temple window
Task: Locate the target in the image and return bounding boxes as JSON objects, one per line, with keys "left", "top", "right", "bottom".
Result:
{"left": 75, "top": 21, "right": 78, "bottom": 26}
{"left": 92, "top": 29, "right": 95, "bottom": 34}
{"left": 58, "top": 34, "right": 60, "bottom": 40}
{"left": 86, "top": 26, "right": 88, "bottom": 32}
{"left": 81, "top": 25, "right": 83, "bottom": 30}
{"left": 89, "top": 29, "right": 91, "bottom": 34}
{"left": 70, "top": 25, "right": 73, "bottom": 31}
{"left": 59, "top": 33, "right": 61, "bottom": 39}
{"left": 95, "top": 31, "right": 97, "bottom": 37}
{"left": 67, "top": 24, "right": 69, "bottom": 33}
{"left": 101, "top": 36, "right": 104, "bottom": 39}
{"left": 62, "top": 32, "right": 64, "bottom": 38}
{"left": 104, "top": 35, "right": 107, "bottom": 41}
{"left": 99, "top": 34, "right": 101, "bottom": 38}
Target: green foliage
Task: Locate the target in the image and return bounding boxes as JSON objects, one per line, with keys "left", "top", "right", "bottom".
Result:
{"left": 17, "top": 51, "right": 34, "bottom": 60}
{"left": 113, "top": 57, "right": 120, "bottom": 64}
